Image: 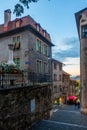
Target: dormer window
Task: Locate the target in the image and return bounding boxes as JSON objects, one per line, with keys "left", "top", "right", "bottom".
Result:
{"left": 82, "top": 25, "right": 87, "bottom": 38}
{"left": 15, "top": 21, "right": 20, "bottom": 28}
{"left": 43, "top": 30, "right": 46, "bottom": 37}
{"left": 15, "top": 19, "right": 22, "bottom": 28}
{"left": 36, "top": 23, "right": 40, "bottom": 32}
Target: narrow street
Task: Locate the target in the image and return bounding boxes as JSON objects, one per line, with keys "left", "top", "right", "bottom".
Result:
{"left": 31, "top": 105, "right": 87, "bottom": 130}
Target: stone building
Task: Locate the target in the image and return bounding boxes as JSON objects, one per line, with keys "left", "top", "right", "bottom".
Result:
{"left": 0, "top": 9, "right": 54, "bottom": 86}
{"left": 62, "top": 71, "right": 70, "bottom": 103}
{"left": 51, "top": 59, "right": 63, "bottom": 104}
{"left": 69, "top": 78, "right": 79, "bottom": 96}
{"left": 0, "top": 9, "right": 54, "bottom": 129}
{"left": 75, "top": 8, "right": 87, "bottom": 114}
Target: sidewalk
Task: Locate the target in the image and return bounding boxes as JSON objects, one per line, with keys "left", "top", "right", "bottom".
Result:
{"left": 31, "top": 104, "right": 87, "bottom": 130}
{"left": 53, "top": 104, "right": 78, "bottom": 111}
{"left": 50, "top": 104, "right": 87, "bottom": 126}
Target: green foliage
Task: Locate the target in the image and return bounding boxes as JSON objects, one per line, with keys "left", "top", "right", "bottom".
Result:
{"left": 20, "top": 0, "right": 39, "bottom": 8}
{"left": 0, "top": 64, "right": 23, "bottom": 74}
{"left": 78, "top": 80, "right": 80, "bottom": 89}
{"left": 13, "top": 0, "right": 50, "bottom": 16}
{"left": 14, "top": 0, "right": 39, "bottom": 16}
{"left": 13, "top": 4, "right": 24, "bottom": 16}
{"left": 19, "top": 0, "right": 30, "bottom": 8}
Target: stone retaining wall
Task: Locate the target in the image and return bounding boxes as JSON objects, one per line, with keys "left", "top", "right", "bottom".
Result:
{"left": 0, "top": 85, "right": 52, "bottom": 129}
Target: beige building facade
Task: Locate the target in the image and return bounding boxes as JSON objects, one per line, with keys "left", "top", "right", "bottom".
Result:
{"left": 62, "top": 71, "right": 70, "bottom": 103}
{"left": 75, "top": 8, "right": 87, "bottom": 114}
{"left": 51, "top": 59, "right": 63, "bottom": 104}
{"left": 0, "top": 9, "right": 54, "bottom": 87}
{"left": 0, "top": 10, "right": 54, "bottom": 129}
{"left": 69, "top": 78, "right": 79, "bottom": 96}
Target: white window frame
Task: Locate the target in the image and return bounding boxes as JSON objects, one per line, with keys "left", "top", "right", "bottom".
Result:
{"left": 36, "top": 59, "right": 42, "bottom": 73}
{"left": 43, "top": 43, "right": 48, "bottom": 56}
{"left": 12, "top": 35, "right": 21, "bottom": 50}
{"left": 36, "top": 38, "right": 42, "bottom": 53}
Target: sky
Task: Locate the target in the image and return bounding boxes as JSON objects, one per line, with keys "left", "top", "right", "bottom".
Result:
{"left": 0, "top": 0, "right": 87, "bottom": 76}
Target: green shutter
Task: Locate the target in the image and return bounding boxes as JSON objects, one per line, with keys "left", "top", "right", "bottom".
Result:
{"left": 36, "top": 39, "right": 39, "bottom": 51}
{"left": 14, "top": 58, "right": 20, "bottom": 68}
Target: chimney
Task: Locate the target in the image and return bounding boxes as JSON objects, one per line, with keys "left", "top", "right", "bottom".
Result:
{"left": 4, "top": 9, "right": 11, "bottom": 31}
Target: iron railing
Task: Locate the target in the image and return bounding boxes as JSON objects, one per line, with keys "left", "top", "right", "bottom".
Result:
{"left": 0, "top": 71, "right": 51, "bottom": 88}
{"left": 28, "top": 72, "right": 51, "bottom": 83}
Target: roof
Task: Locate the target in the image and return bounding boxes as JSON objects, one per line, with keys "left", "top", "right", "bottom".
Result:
{"left": 0, "top": 15, "right": 54, "bottom": 46}
{"left": 51, "top": 58, "right": 63, "bottom": 65}
{"left": 75, "top": 8, "right": 87, "bottom": 37}
{"left": 70, "top": 77, "right": 78, "bottom": 82}
{"left": 63, "top": 70, "right": 71, "bottom": 76}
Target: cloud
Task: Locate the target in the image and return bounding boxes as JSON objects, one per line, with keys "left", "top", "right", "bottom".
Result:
{"left": 52, "top": 37, "right": 80, "bottom": 62}
{"left": 63, "top": 57, "right": 80, "bottom": 75}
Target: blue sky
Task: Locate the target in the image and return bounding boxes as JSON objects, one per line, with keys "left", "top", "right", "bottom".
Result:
{"left": 1, "top": 0, "right": 87, "bottom": 75}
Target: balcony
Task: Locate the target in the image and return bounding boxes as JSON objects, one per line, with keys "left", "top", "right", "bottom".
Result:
{"left": 0, "top": 71, "right": 51, "bottom": 88}
{"left": 28, "top": 72, "right": 51, "bottom": 84}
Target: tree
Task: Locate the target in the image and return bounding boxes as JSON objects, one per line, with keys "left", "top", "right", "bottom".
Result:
{"left": 14, "top": 0, "right": 39, "bottom": 16}
{"left": 13, "top": 0, "right": 50, "bottom": 16}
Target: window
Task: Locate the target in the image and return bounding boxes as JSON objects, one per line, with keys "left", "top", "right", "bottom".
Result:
{"left": 15, "top": 19, "right": 22, "bottom": 28}
{"left": 59, "top": 75, "right": 62, "bottom": 81}
{"left": 54, "top": 86, "right": 57, "bottom": 93}
{"left": 43, "top": 30, "right": 46, "bottom": 37}
{"left": 12, "top": 35, "right": 20, "bottom": 50}
{"left": 59, "top": 64, "right": 62, "bottom": 70}
{"left": 36, "top": 39, "right": 42, "bottom": 52}
{"left": 43, "top": 44, "right": 48, "bottom": 56}
{"left": 82, "top": 25, "right": 87, "bottom": 38}
{"left": 54, "top": 74, "right": 57, "bottom": 81}
{"left": 15, "top": 21, "right": 20, "bottom": 28}
{"left": 43, "top": 62, "right": 48, "bottom": 73}
{"left": 36, "top": 24, "right": 40, "bottom": 31}
{"left": 14, "top": 58, "right": 20, "bottom": 68}
{"left": 37, "top": 25, "right": 40, "bottom": 31}
{"left": 30, "top": 99, "right": 35, "bottom": 112}
{"left": 36, "top": 60, "right": 42, "bottom": 73}
{"left": 59, "top": 85, "right": 62, "bottom": 92}
{"left": 54, "top": 63, "right": 57, "bottom": 69}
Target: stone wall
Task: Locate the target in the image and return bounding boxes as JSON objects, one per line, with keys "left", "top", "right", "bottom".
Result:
{"left": 0, "top": 85, "right": 52, "bottom": 129}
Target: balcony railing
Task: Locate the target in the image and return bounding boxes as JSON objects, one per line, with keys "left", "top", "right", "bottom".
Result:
{"left": 28, "top": 72, "right": 51, "bottom": 84}
{"left": 0, "top": 72, "right": 51, "bottom": 88}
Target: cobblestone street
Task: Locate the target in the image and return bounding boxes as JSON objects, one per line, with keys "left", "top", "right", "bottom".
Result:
{"left": 31, "top": 105, "right": 87, "bottom": 130}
